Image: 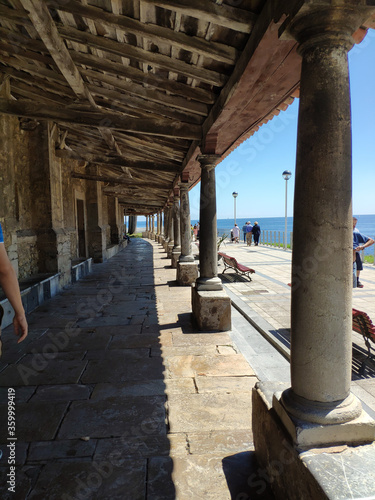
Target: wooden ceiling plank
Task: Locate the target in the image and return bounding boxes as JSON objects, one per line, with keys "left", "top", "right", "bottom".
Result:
{"left": 58, "top": 25, "right": 227, "bottom": 87}
{"left": 87, "top": 83, "right": 204, "bottom": 125}
{"left": 140, "top": 0, "right": 256, "bottom": 33}
{"left": 80, "top": 67, "right": 209, "bottom": 115}
{"left": 45, "top": 0, "right": 238, "bottom": 64}
{"left": 71, "top": 52, "right": 215, "bottom": 104}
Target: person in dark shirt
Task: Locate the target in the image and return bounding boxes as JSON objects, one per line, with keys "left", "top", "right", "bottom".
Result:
{"left": 252, "top": 221, "right": 261, "bottom": 246}
{"left": 353, "top": 217, "right": 374, "bottom": 288}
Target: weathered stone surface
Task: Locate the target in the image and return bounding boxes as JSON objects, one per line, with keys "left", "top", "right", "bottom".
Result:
{"left": 31, "top": 384, "right": 91, "bottom": 401}
{"left": 58, "top": 395, "right": 166, "bottom": 439}
{"left": 185, "top": 429, "right": 253, "bottom": 456}
{"left": 0, "top": 401, "right": 68, "bottom": 442}
{"left": 195, "top": 375, "right": 256, "bottom": 393}
{"left": 192, "top": 287, "right": 231, "bottom": 331}
{"left": 177, "top": 261, "right": 199, "bottom": 285}
{"left": 0, "top": 358, "right": 87, "bottom": 386}
{"left": 171, "top": 331, "right": 231, "bottom": 347}
{"left": 27, "top": 460, "right": 146, "bottom": 500}
{"left": 166, "top": 354, "right": 254, "bottom": 378}
{"left": 167, "top": 393, "right": 252, "bottom": 433}
{"left": 28, "top": 439, "right": 96, "bottom": 461}
{"left": 94, "top": 435, "right": 173, "bottom": 459}
{"left": 81, "top": 356, "right": 165, "bottom": 383}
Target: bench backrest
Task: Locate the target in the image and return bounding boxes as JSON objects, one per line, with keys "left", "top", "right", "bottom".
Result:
{"left": 352, "top": 308, "right": 375, "bottom": 342}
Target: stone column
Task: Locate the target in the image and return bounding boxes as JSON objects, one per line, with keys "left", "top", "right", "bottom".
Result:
{"left": 167, "top": 206, "right": 174, "bottom": 258}
{"left": 177, "top": 184, "right": 198, "bottom": 285}
{"left": 108, "top": 197, "right": 120, "bottom": 245}
{"left": 155, "top": 212, "right": 160, "bottom": 241}
{"left": 192, "top": 155, "right": 231, "bottom": 331}
{"left": 86, "top": 164, "right": 105, "bottom": 262}
{"left": 268, "top": 7, "right": 375, "bottom": 447}
{"left": 151, "top": 215, "right": 155, "bottom": 236}
{"left": 145, "top": 215, "right": 149, "bottom": 235}
{"left": 171, "top": 191, "right": 181, "bottom": 268}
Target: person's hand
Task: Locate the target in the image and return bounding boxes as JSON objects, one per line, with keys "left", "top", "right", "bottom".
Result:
{"left": 13, "top": 313, "right": 28, "bottom": 343}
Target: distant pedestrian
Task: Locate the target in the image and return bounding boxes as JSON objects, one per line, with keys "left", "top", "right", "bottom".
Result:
{"left": 245, "top": 221, "right": 253, "bottom": 246}
{"left": 232, "top": 224, "right": 240, "bottom": 243}
{"left": 353, "top": 217, "right": 374, "bottom": 288}
{"left": 242, "top": 223, "right": 247, "bottom": 243}
{"left": 252, "top": 221, "right": 261, "bottom": 246}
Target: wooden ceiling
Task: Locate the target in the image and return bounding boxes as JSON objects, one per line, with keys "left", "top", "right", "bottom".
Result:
{"left": 0, "top": 1, "right": 373, "bottom": 215}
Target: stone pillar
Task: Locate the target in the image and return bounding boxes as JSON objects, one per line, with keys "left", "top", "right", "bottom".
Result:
{"left": 86, "top": 164, "right": 105, "bottom": 262}
{"left": 151, "top": 215, "right": 155, "bottom": 236}
{"left": 145, "top": 215, "right": 149, "bottom": 234}
{"left": 261, "top": 7, "right": 375, "bottom": 448}
{"left": 192, "top": 155, "right": 231, "bottom": 331}
{"left": 171, "top": 191, "right": 181, "bottom": 268}
{"left": 155, "top": 212, "right": 160, "bottom": 241}
{"left": 108, "top": 197, "right": 120, "bottom": 245}
{"left": 177, "top": 184, "right": 198, "bottom": 285}
{"left": 167, "top": 206, "right": 174, "bottom": 258}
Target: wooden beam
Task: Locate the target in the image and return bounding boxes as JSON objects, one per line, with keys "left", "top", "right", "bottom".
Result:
{"left": 19, "top": 0, "right": 93, "bottom": 101}
{"left": 58, "top": 25, "right": 227, "bottom": 87}
{"left": 140, "top": 0, "right": 257, "bottom": 33}
{"left": 55, "top": 149, "right": 180, "bottom": 173}
{"left": 71, "top": 171, "right": 169, "bottom": 189}
{"left": 0, "top": 98, "right": 202, "bottom": 139}
{"left": 72, "top": 52, "right": 215, "bottom": 105}
{"left": 46, "top": 0, "right": 238, "bottom": 65}
{"left": 80, "top": 67, "right": 209, "bottom": 115}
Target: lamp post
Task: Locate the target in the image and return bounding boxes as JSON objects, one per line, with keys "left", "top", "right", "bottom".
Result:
{"left": 282, "top": 171, "right": 292, "bottom": 251}
{"left": 232, "top": 191, "right": 238, "bottom": 225}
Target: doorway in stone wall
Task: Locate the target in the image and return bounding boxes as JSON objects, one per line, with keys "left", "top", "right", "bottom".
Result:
{"left": 76, "top": 198, "right": 86, "bottom": 258}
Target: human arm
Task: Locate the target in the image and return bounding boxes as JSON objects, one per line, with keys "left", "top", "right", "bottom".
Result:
{"left": 0, "top": 244, "right": 28, "bottom": 342}
{"left": 355, "top": 237, "right": 374, "bottom": 252}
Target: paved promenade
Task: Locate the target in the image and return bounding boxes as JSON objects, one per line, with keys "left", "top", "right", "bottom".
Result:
{"left": 219, "top": 240, "right": 375, "bottom": 417}
{"left": 1, "top": 237, "right": 375, "bottom": 499}
{"left": 0, "top": 239, "right": 274, "bottom": 500}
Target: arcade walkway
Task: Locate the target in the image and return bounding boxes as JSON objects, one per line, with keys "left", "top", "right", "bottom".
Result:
{"left": 0, "top": 239, "right": 272, "bottom": 500}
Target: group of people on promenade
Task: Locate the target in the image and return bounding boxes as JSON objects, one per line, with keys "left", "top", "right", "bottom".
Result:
{"left": 231, "top": 221, "right": 261, "bottom": 246}
{"left": 353, "top": 216, "right": 374, "bottom": 288}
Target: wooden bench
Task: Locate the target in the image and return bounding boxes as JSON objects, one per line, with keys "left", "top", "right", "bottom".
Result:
{"left": 218, "top": 252, "right": 255, "bottom": 281}
{"left": 352, "top": 308, "right": 375, "bottom": 373}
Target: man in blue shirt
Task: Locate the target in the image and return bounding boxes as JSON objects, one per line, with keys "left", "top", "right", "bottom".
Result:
{"left": 353, "top": 217, "right": 374, "bottom": 288}
{"left": 245, "top": 221, "right": 253, "bottom": 246}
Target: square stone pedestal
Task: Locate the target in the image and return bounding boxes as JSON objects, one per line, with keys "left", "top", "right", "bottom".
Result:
{"left": 191, "top": 285, "right": 231, "bottom": 331}
{"left": 253, "top": 382, "right": 375, "bottom": 500}
{"left": 171, "top": 251, "right": 181, "bottom": 269}
{"left": 167, "top": 243, "right": 174, "bottom": 258}
{"left": 177, "top": 261, "right": 198, "bottom": 285}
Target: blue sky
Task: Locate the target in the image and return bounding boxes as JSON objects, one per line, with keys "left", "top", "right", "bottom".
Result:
{"left": 138, "top": 30, "right": 375, "bottom": 224}
{"left": 189, "top": 29, "right": 375, "bottom": 220}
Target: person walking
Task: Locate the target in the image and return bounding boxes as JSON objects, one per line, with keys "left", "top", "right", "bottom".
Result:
{"left": 353, "top": 217, "right": 374, "bottom": 288}
{"left": 245, "top": 221, "right": 253, "bottom": 246}
{"left": 252, "top": 221, "right": 261, "bottom": 246}
{"left": 242, "top": 222, "right": 247, "bottom": 244}
{"left": 0, "top": 222, "right": 28, "bottom": 355}
{"left": 232, "top": 223, "right": 240, "bottom": 243}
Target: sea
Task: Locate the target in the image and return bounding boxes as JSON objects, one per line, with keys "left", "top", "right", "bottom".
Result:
{"left": 135, "top": 214, "right": 375, "bottom": 256}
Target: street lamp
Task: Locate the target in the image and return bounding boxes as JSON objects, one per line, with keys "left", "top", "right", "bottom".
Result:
{"left": 282, "top": 171, "right": 292, "bottom": 251}
{"left": 232, "top": 191, "right": 238, "bottom": 225}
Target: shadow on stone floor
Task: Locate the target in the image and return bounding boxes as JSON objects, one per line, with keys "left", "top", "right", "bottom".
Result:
{"left": 222, "top": 451, "right": 275, "bottom": 499}
{"left": 0, "top": 239, "right": 177, "bottom": 499}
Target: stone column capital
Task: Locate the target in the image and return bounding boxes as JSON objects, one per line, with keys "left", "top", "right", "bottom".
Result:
{"left": 196, "top": 154, "right": 221, "bottom": 171}
{"left": 287, "top": 6, "right": 369, "bottom": 55}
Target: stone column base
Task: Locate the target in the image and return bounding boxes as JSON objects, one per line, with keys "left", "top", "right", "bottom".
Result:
{"left": 167, "top": 243, "right": 174, "bottom": 258}
{"left": 191, "top": 285, "right": 231, "bottom": 331}
{"left": 177, "top": 261, "right": 198, "bottom": 285}
{"left": 253, "top": 382, "right": 375, "bottom": 500}
{"left": 273, "top": 388, "right": 375, "bottom": 448}
{"left": 154, "top": 234, "right": 158, "bottom": 241}
{"left": 171, "top": 250, "right": 181, "bottom": 268}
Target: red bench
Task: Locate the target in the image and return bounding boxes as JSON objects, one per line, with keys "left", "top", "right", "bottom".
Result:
{"left": 218, "top": 252, "right": 255, "bottom": 281}
{"left": 352, "top": 308, "right": 375, "bottom": 373}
